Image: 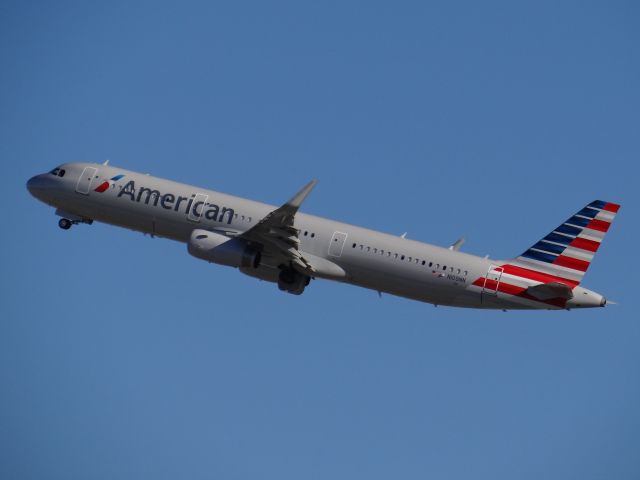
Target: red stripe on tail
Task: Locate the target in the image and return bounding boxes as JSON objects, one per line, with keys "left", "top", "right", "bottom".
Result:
{"left": 553, "top": 255, "right": 590, "bottom": 272}
{"left": 603, "top": 203, "right": 620, "bottom": 213}
{"left": 569, "top": 237, "right": 600, "bottom": 253}
{"left": 500, "top": 264, "right": 579, "bottom": 288}
{"left": 587, "top": 219, "right": 611, "bottom": 232}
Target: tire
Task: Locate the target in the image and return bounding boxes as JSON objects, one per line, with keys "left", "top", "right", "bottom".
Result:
{"left": 58, "top": 218, "right": 72, "bottom": 230}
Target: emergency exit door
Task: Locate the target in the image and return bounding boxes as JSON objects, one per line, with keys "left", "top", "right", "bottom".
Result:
{"left": 328, "top": 231, "right": 348, "bottom": 257}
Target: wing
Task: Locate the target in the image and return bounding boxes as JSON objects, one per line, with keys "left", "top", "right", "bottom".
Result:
{"left": 239, "top": 179, "right": 318, "bottom": 274}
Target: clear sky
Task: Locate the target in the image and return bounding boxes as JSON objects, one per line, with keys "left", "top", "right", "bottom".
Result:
{"left": 2, "top": 1, "right": 639, "bottom": 478}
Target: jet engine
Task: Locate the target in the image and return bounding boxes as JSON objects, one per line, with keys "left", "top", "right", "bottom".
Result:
{"left": 277, "top": 267, "right": 310, "bottom": 295}
{"left": 188, "top": 229, "right": 260, "bottom": 269}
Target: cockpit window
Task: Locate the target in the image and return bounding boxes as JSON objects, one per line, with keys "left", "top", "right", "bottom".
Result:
{"left": 49, "top": 168, "right": 65, "bottom": 177}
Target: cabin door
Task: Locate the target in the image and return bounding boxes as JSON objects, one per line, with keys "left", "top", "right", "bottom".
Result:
{"left": 75, "top": 167, "right": 98, "bottom": 194}
{"left": 481, "top": 264, "right": 504, "bottom": 301}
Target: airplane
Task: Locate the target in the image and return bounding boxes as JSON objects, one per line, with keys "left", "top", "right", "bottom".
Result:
{"left": 27, "top": 162, "right": 620, "bottom": 310}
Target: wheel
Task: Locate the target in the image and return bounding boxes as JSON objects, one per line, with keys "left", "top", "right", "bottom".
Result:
{"left": 58, "top": 218, "right": 72, "bottom": 230}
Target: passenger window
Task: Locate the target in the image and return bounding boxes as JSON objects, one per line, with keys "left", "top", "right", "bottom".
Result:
{"left": 311, "top": 233, "right": 315, "bottom": 238}
{"left": 457, "top": 268, "right": 461, "bottom": 274}
{"left": 421, "top": 260, "right": 425, "bottom": 265}
{"left": 429, "top": 262, "right": 433, "bottom": 267}
{"left": 401, "top": 255, "right": 405, "bottom": 260}
{"left": 442, "top": 265, "right": 447, "bottom": 270}
{"left": 352, "top": 243, "right": 356, "bottom": 248}
{"left": 366, "top": 246, "right": 370, "bottom": 252}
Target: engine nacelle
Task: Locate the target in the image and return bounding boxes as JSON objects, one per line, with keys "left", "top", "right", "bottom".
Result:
{"left": 188, "top": 229, "right": 260, "bottom": 269}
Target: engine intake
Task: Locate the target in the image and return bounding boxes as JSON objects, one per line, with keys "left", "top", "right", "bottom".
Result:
{"left": 188, "top": 229, "right": 260, "bottom": 269}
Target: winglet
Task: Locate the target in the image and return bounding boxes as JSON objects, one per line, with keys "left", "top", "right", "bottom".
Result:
{"left": 449, "top": 237, "right": 465, "bottom": 251}
{"left": 287, "top": 179, "right": 317, "bottom": 209}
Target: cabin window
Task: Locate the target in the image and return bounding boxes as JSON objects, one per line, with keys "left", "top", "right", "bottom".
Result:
{"left": 457, "top": 268, "right": 461, "bottom": 274}
{"left": 352, "top": 243, "right": 356, "bottom": 248}
{"left": 401, "top": 255, "right": 405, "bottom": 260}
{"left": 311, "top": 233, "right": 315, "bottom": 238}
{"left": 421, "top": 260, "right": 425, "bottom": 265}
{"left": 366, "top": 246, "right": 370, "bottom": 252}
{"left": 429, "top": 262, "right": 433, "bottom": 267}
{"left": 442, "top": 265, "right": 447, "bottom": 270}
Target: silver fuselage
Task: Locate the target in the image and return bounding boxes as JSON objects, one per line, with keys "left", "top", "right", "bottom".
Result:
{"left": 27, "top": 163, "right": 606, "bottom": 310}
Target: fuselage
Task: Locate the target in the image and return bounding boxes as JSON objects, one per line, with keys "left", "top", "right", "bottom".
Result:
{"left": 27, "top": 162, "right": 608, "bottom": 310}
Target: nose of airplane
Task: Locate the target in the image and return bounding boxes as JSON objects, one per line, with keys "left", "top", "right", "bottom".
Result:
{"left": 26, "top": 174, "right": 55, "bottom": 200}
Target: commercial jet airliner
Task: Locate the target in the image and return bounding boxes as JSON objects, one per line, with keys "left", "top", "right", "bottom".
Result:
{"left": 27, "top": 162, "right": 620, "bottom": 310}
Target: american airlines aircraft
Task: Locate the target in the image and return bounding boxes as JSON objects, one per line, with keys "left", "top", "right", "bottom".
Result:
{"left": 27, "top": 162, "right": 620, "bottom": 310}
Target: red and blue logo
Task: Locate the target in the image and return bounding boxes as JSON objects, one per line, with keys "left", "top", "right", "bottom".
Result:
{"left": 94, "top": 174, "right": 126, "bottom": 193}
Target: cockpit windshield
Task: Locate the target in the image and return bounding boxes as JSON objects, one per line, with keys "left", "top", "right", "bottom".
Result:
{"left": 49, "top": 167, "right": 66, "bottom": 177}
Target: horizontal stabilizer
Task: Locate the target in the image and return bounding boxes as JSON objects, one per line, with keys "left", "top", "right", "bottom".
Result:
{"left": 526, "top": 282, "right": 574, "bottom": 301}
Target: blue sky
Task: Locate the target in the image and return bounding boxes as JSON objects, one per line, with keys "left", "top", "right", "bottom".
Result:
{"left": 2, "top": 1, "right": 639, "bottom": 478}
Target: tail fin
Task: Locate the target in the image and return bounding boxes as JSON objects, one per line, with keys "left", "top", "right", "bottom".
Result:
{"left": 509, "top": 200, "right": 620, "bottom": 286}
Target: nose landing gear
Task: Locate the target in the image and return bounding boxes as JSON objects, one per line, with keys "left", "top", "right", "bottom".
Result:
{"left": 56, "top": 210, "right": 93, "bottom": 230}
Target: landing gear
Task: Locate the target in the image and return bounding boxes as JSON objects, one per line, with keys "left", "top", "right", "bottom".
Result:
{"left": 58, "top": 218, "right": 72, "bottom": 230}
{"left": 278, "top": 267, "right": 311, "bottom": 295}
{"left": 57, "top": 216, "right": 93, "bottom": 230}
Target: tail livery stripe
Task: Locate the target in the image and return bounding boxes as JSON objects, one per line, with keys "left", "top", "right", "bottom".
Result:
{"left": 510, "top": 200, "right": 620, "bottom": 285}
{"left": 569, "top": 237, "right": 600, "bottom": 252}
